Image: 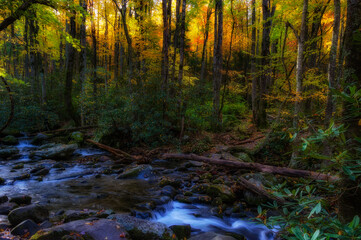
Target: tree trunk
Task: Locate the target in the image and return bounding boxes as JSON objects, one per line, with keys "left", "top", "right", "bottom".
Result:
{"left": 212, "top": 0, "right": 223, "bottom": 130}
{"left": 200, "top": 0, "right": 213, "bottom": 84}
{"left": 251, "top": 0, "right": 258, "bottom": 125}
{"left": 324, "top": 0, "right": 341, "bottom": 126}
{"left": 90, "top": 0, "right": 97, "bottom": 98}
{"left": 64, "top": 11, "right": 81, "bottom": 126}
{"left": 80, "top": 0, "right": 87, "bottom": 126}
{"left": 338, "top": 0, "right": 361, "bottom": 223}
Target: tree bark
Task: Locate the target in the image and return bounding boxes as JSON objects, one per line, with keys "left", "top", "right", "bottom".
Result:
{"left": 212, "top": 0, "right": 223, "bottom": 130}
{"left": 79, "top": 0, "right": 87, "bottom": 126}
{"left": 200, "top": 0, "right": 213, "bottom": 84}
{"left": 324, "top": 0, "right": 341, "bottom": 126}
{"left": 251, "top": 0, "right": 258, "bottom": 125}
{"left": 0, "top": 77, "right": 15, "bottom": 134}
{"left": 64, "top": 11, "right": 81, "bottom": 126}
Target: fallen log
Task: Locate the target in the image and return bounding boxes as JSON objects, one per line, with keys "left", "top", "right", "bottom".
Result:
{"left": 0, "top": 77, "right": 14, "bottom": 135}
{"left": 86, "top": 139, "right": 141, "bottom": 161}
{"left": 161, "top": 153, "right": 339, "bottom": 182}
{"left": 39, "top": 125, "right": 97, "bottom": 135}
{"left": 238, "top": 177, "right": 286, "bottom": 204}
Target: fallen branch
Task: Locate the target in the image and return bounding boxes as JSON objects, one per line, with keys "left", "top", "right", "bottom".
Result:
{"left": 161, "top": 153, "right": 339, "bottom": 182}
{"left": 0, "top": 77, "right": 14, "bottom": 134}
{"left": 86, "top": 139, "right": 141, "bottom": 162}
{"left": 238, "top": 177, "right": 286, "bottom": 204}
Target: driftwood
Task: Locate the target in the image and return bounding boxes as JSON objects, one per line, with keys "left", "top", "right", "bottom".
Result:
{"left": 86, "top": 139, "right": 141, "bottom": 162}
{"left": 238, "top": 177, "right": 286, "bottom": 204}
{"left": 161, "top": 153, "right": 339, "bottom": 182}
{"left": 0, "top": 77, "right": 14, "bottom": 134}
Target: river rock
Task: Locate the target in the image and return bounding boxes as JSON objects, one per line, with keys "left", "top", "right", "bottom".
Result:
{"left": 160, "top": 185, "right": 177, "bottom": 198}
{"left": 11, "top": 219, "right": 40, "bottom": 237}
{"left": 2, "top": 135, "right": 18, "bottom": 145}
{"left": 0, "top": 196, "right": 8, "bottom": 204}
{"left": 108, "top": 214, "right": 174, "bottom": 240}
{"left": 9, "top": 195, "right": 32, "bottom": 205}
{"left": 8, "top": 204, "right": 49, "bottom": 226}
{"left": 31, "top": 134, "right": 49, "bottom": 145}
{"left": 30, "top": 218, "right": 129, "bottom": 240}
{"left": 0, "top": 178, "right": 4, "bottom": 185}
{"left": 235, "top": 152, "right": 253, "bottom": 162}
{"left": 189, "top": 232, "right": 237, "bottom": 240}
{"left": 117, "top": 165, "right": 154, "bottom": 179}
{"left": 0, "top": 215, "right": 10, "bottom": 229}
{"left": 170, "top": 225, "right": 191, "bottom": 239}
{"left": 0, "top": 202, "right": 17, "bottom": 215}
{"left": 33, "top": 168, "right": 50, "bottom": 176}
{"left": 206, "top": 184, "right": 236, "bottom": 203}
{"left": 0, "top": 148, "right": 19, "bottom": 158}
{"left": 70, "top": 132, "right": 84, "bottom": 143}
{"left": 63, "top": 210, "right": 97, "bottom": 223}
{"left": 31, "top": 144, "right": 78, "bottom": 160}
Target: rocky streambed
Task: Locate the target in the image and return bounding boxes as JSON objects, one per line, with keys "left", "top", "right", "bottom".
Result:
{"left": 0, "top": 135, "right": 278, "bottom": 240}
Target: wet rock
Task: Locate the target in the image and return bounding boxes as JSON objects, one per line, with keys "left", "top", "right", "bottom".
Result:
{"left": 12, "top": 163, "right": 24, "bottom": 169}
{"left": 39, "top": 220, "right": 53, "bottom": 229}
{"left": 0, "top": 196, "right": 8, "bottom": 204}
{"left": 63, "top": 210, "right": 97, "bottom": 223}
{"left": 30, "top": 219, "right": 129, "bottom": 240}
{"left": 14, "top": 173, "right": 30, "bottom": 181}
{"left": 158, "top": 177, "right": 183, "bottom": 188}
{"left": 2, "top": 135, "right": 18, "bottom": 145}
{"left": 31, "top": 144, "right": 78, "bottom": 160}
{"left": 30, "top": 166, "right": 45, "bottom": 173}
{"left": 9, "top": 195, "right": 32, "bottom": 205}
{"left": 8, "top": 204, "right": 49, "bottom": 226}
{"left": 191, "top": 195, "right": 212, "bottom": 204}
{"left": 108, "top": 214, "right": 174, "bottom": 240}
{"left": 52, "top": 163, "right": 64, "bottom": 168}
{"left": 189, "top": 232, "right": 237, "bottom": 240}
{"left": 243, "top": 174, "right": 269, "bottom": 206}
{"left": 206, "top": 184, "right": 236, "bottom": 203}
{"left": 0, "top": 215, "right": 10, "bottom": 229}
{"left": 0, "top": 148, "right": 19, "bottom": 158}
{"left": 174, "top": 195, "right": 192, "bottom": 204}
{"left": 31, "top": 134, "right": 49, "bottom": 145}
{"left": 98, "top": 156, "right": 112, "bottom": 162}
{"left": 33, "top": 168, "right": 50, "bottom": 176}
{"left": 0, "top": 202, "right": 17, "bottom": 215}
{"left": 0, "top": 178, "right": 4, "bottom": 185}
{"left": 117, "top": 165, "right": 154, "bottom": 179}
{"left": 11, "top": 219, "right": 40, "bottom": 237}
{"left": 130, "top": 209, "right": 153, "bottom": 219}
{"left": 160, "top": 186, "right": 177, "bottom": 198}
{"left": 170, "top": 225, "right": 191, "bottom": 240}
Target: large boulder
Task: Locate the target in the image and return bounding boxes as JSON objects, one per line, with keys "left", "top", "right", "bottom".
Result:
{"left": 8, "top": 204, "right": 49, "bottom": 226}
{"left": 11, "top": 219, "right": 40, "bottom": 237}
{"left": 189, "top": 232, "right": 237, "bottom": 240}
{"left": 2, "top": 135, "right": 18, "bottom": 145}
{"left": 31, "top": 134, "right": 49, "bottom": 145}
{"left": 30, "top": 144, "right": 78, "bottom": 160}
{"left": 0, "top": 148, "right": 19, "bottom": 158}
{"left": 117, "top": 165, "right": 154, "bottom": 179}
{"left": 108, "top": 214, "right": 174, "bottom": 240}
{"left": 30, "top": 219, "right": 129, "bottom": 240}
{"left": 9, "top": 195, "right": 32, "bottom": 205}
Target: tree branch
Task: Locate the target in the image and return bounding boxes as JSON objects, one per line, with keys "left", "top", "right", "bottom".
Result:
{"left": 286, "top": 21, "right": 300, "bottom": 41}
{"left": 0, "top": 0, "right": 56, "bottom": 32}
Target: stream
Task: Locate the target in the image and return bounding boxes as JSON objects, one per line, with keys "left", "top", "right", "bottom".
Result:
{"left": 0, "top": 136, "right": 277, "bottom": 240}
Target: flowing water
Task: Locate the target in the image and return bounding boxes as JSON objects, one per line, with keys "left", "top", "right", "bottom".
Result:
{"left": 0, "top": 137, "right": 277, "bottom": 240}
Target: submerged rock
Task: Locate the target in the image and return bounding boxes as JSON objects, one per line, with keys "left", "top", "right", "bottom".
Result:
{"left": 2, "top": 135, "right": 18, "bottom": 145}
{"left": 30, "top": 219, "right": 129, "bottom": 240}
{"left": 108, "top": 214, "right": 174, "bottom": 240}
{"left": 31, "top": 144, "right": 78, "bottom": 160}
{"left": 8, "top": 204, "right": 49, "bottom": 226}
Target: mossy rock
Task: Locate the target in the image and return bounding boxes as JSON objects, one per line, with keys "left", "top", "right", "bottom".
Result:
{"left": 70, "top": 132, "right": 84, "bottom": 143}
{"left": 13, "top": 163, "right": 24, "bottom": 169}
{"left": 206, "top": 184, "right": 236, "bottom": 203}
{"left": 2, "top": 135, "right": 18, "bottom": 145}
{"left": 0, "top": 177, "right": 4, "bottom": 185}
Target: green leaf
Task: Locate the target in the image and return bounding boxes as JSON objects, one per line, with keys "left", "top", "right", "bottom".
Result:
{"left": 310, "top": 230, "right": 320, "bottom": 240}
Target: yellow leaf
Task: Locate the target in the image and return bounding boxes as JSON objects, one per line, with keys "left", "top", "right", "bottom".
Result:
{"left": 358, "top": 119, "right": 361, "bottom": 126}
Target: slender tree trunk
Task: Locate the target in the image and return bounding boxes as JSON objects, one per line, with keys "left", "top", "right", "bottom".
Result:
{"left": 212, "top": 0, "right": 223, "bottom": 130}
{"left": 161, "top": 0, "right": 171, "bottom": 119}
{"left": 90, "top": 0, "right": 97, "bottom": 98}
{"left": 200, "top": 1, "right": 213, "bottom": 85}
{"left": 289, "top": 0, "right": 308, "bottom": 168}
{"left": 80, "top": 0, "right": 87, "bottom": 126}
{"left": 171, "top": 0, "right": 181, "bottom": 86}
{"left": 325, "top": 0, "right": 341, "bottom": 126}
{"left": 64, "top": 11, "right": 81, "bottom": 126}
{"left": 178, "top": 0, "right": 186, "bottom": 135}
{"left": 251, "top": 0, "right": 258, "bottom": 125}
